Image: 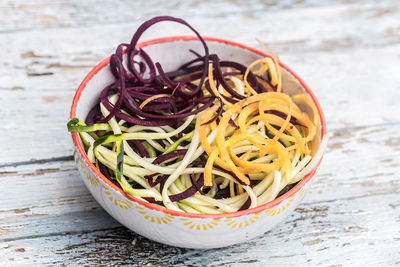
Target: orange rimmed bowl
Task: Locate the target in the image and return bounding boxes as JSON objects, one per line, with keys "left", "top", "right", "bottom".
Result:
{"left": 70, "top": 36, "right": 327, "bottom": 249}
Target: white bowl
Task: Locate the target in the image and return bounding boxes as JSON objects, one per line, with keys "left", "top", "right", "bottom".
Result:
{"left": 70, "top": 36, "right": 327, "bottom": 249}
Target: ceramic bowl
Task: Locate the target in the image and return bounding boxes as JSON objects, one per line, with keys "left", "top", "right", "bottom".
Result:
{"left": 70, "top": 36, "right": 327, "bottom": 249}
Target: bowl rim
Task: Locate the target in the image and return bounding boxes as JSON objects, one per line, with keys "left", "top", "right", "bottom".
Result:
{"left": 70, "top": 35, "right": 327, "bottom": 219}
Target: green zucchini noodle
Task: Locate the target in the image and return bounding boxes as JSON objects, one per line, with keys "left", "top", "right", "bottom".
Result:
{"left": 67, "top": 29, "right": 327, "bottom": 213}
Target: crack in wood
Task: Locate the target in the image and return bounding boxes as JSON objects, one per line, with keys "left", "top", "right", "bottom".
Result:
{"left": 45, "top": 63, "right": 93, "bottom": 70}
{"left": 0, "top": 227, "right": 123, "bottom": 243}
{"left": 21, "top": 51, "right": 53, "bottom": 59}
{"left": 21, "top": 168, "right": 60, "bottom": 177}
{"left": 26, "top": 71, "right": 53, "bottom": 76}
{"left": 0, "top": 171, "right": 17, "bottom": 178}
{"left": 0, "top": 0, "right": 399, "bottom": 264}
{"left": 0, "top": 86, "right": 24, "bottom": 91}
{"left": 0, "top": 155, "right": 74, "bottom": 168}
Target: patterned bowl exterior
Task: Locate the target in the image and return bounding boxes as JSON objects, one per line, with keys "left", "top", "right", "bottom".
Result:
{"left": 70, "top": 36, "right": 327, "bottom": 249}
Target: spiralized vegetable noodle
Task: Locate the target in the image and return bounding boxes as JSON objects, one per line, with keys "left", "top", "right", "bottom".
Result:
{"left": 67, "top": 16, "right": 327, "bottom": 214}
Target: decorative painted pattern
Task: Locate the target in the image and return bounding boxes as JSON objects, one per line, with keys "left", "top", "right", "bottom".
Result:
{"left": 76, "top": 155, "right": 100, "bottom": 187}
{"left": 297, "top": 187, "right": 307, "bottom": 197}
{"left": 264, "top": 195, "right": 296, "bottom": 216}
{"left": 223, "top": 212, "right": 262, "bottom": 229}
{"left": 180, "top": 218, "right": 220, "bottom": 230}
{"left": 102, "top": 185, "right": 133, "bottom": 209}
{"left": 76, "top": 156, "right": 85, "bottom": 169}
{"left": 83, "top": 169, "right": 100, "bottom": 187}
{"left": 135, "top": 205, "right": 175, "bottom": 224}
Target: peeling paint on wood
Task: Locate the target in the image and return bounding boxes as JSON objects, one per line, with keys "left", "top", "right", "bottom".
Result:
{"left": 1, "top": 193, "right": 399, "bottom": 265}
{"left": 0, "top": 0, "right": 400, "bottom": 265}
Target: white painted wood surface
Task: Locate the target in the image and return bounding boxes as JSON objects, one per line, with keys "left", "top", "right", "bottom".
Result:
{"left": 1, "top": 0, "right": 399, "bottom": 265}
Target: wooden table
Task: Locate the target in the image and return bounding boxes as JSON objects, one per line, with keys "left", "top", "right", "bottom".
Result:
{"left": 1, "top": 0, "right": 399, "bottom": 265}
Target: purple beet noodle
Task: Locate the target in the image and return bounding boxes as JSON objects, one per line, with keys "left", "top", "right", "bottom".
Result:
{"left": 99, "top": 55, "right": 126, "bottom": 123}
{"left": 238, "top": 197, "right": 251, "bottom": 211}
{"left": 152, "top": 149, "right": 188, "bottom": 165}
{"left": 127, "top": 16, "right": 210, "bottom": 99}
{"left": 132, "top": 140, "right": 150, "bottom": 158}
{"left": 83, "top": 16, "right": 281, "bottom": 211}
{"left": 169, "top": 174, "right": 204, "bottom": 202}
{"left": 190, "top": 172, "right": 204, "bottom": 195}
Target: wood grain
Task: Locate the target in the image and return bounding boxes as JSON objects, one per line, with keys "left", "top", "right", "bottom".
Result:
{"left": 1, "top": 26, "right": 399, "bottom": 163}
{"left": 0, "top": 0, "right": 399, "bottom": 265}
{"left": 1, "top": 0, "right": 397, "bottom": 32}
{"left": 1, "top": 192, "right": 399, "bottom": 266}
{"left": 1, "top": 123, "right": 399, "bottom": 254}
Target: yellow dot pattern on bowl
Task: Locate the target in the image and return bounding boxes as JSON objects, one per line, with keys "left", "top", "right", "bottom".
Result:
{"left": 135, "top": 205, "right": 174, "bottom": 224}
{"left": 102, "top": 185, "right": 133, "bottom": 210}
{"left": 180, "top": 218, "right": 220, "bottom": 231}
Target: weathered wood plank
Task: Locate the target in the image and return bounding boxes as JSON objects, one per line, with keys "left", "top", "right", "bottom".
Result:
{"left": 305, "top": 123, "right": 400, "bottom": 204}
{"left": 1, "top": 192, "right": 399, "bottom": 266}
{"left": 1, "top": 0, "right": 398, "bottom": 34}
{"left": 1, "top": 40, "right": 399, "bottom": 164}
{"left": 0, "top": 160, "right": 120, "bottom": 242}
{"left": 1, "top": 0, "right": 399, "bottom": 163}
{"left": 1, "top": 123, "right": 399, "bottom": 243}
{"left": 1, "top": 0, "right": 400, "bottom": 265}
